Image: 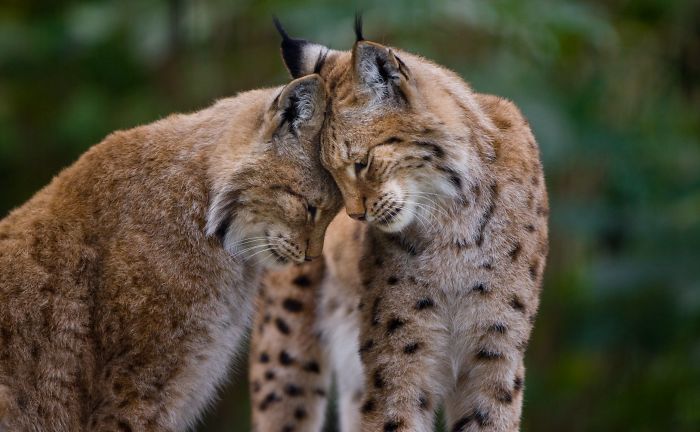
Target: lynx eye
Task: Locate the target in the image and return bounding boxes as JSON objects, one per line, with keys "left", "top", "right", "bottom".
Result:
{"left": 354, "top": 162, "right": 367, "bottom": 174}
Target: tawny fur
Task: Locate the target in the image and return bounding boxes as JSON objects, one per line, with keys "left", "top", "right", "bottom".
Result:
{"left": 251, "top": 33, "right": 548, "bottom": 432}
{"left": 0, "top": 75, "right": 341, "bottom": 432}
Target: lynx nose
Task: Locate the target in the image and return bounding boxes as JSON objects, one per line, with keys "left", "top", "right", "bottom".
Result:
{"left": 348, "top": 212, "right": 366, "bottom": 221}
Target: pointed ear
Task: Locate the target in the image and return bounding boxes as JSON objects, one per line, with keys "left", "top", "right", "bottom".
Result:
{"left": 271, "top": 74, "right": 327, "bottom": 141}
{"left": 273, "top": 17, "right": 331, "bottom": 78}
{"left": 352, "top": 41, "right": 413, "bottom": 104}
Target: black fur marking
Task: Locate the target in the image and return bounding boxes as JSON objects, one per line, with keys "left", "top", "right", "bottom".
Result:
{"left": 292, "top": 275, "right": 312, "bottom": 288}
{"left": 359, "top": 339, "right": 375, "bottom": 356}
{"left": 525, "top": 223, "right": 536, "bottom": 233}
{"left": 284, "top": 384, "right": 304, "bottom": 397}
{"left": 529, "top": 261, "right": 539, "bottom": 280}
{"left": 384, "top": 420, "right": 402, "bottom": 432}
{"left": 387, "top": 276, "right": 399, "bottom": 285}
{"left": 303, "top": 361, "right": 321, "bottom": 374}
{"left": 313, "top": 48, "right": 329, "bottom": 74}
{"left": 259, "top": 352, "right": 270, "bottom": 363}
{"left": 117, "top": 421, "right": 132, "bottom": 432}
{"left": 282, "top": 425, "right": 294, "bottom": 432}
{"left": 496, "top": 387, "right": 514, "bottom": 404}
{"left": 275, "top": 318, "right": 291, "bottom": 335}
{"left": 476, "top": 348, "right": 504, "bottom": 360}
{"left": 475, "top": 410, "right": 491, "bottom": 426}
{"left": 384, "top": 136, "right": 403, "bottom": 144}
{"left": 510, "top": 296, "right": 526, "bottom": 312}
{"left": 387, "top": 317, "right": 406, "bottom": 334}
{"left": 475, "top": 183, "right": 499, "bottom": 246}
{"left": 452, "top": 416, "right": 471, "bottom": 432}
{"left": 258, "top": 391, "right": 281, "bottom": 411}
{"left": 373, "top": 369, "right": 385, "bottom": 389}
{"left": 361, "top": 398, "right": 376, "bottom": 413}
{"left": 472, "top": 283, "right": 487, "bottom": 293}
{"left": 273, "top": 17, "right": 312, "bottom": 79}
{"left": 415, "top": 141, "right": 445, "bottom": 158}
{"left": 509, "top": 243, "right": 522, "bottom": 261}
{"left": 371, "top": 298, "right": 381, "bottom": 326}
{"left": 264, "top": 370, "right": 275, "bottom": 381}
{"left": 415, "top": 297, "right": 435, "bottom": 310}
{"left": 279, "top": 350, "right": 295, "bottom": 365}
{"left": 514, "top": 376, "right": 524, "bottom": 391}
{"left": 354, "top": 13, "right": 364, "bottom": 41}
{"left": 314, "top": 388, "right": 327, "bottom": 397}
{"left": 294, "top": 407, "right": 307, "bottom": 420}
{"left": 419, "top": 393, "right": 430, "bottom": 410}
{"left": 488, "top": 323, "right": 508, "bottom": 334}
{"left": 403, "top": 342, "right": 421, "bottom": 354}
{"left": 282, "top": 298, "right": 304, "bottom": 313}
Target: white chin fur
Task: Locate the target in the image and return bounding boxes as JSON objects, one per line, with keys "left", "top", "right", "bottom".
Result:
{"left": 375, "top": 199, "right": 417, "bottom": 233}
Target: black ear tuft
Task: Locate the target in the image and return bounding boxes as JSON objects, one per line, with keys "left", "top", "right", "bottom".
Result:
{"left": 354, "top": 13, "right": 364, "bottom": 42}
{"left": 273, "top": 16, "right": 311, "bottom": 78}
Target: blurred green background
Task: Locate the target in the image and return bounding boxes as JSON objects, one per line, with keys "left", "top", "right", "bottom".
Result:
{"left": 1, "top": 0, "right": 699, "bottom": 430}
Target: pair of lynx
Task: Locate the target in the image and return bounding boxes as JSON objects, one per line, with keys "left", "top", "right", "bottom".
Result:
{"left": 0, "top": 17, "right": 547, "bottom": 432}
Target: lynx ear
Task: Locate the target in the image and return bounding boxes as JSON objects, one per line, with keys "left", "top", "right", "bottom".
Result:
{"left": 273, "top": 74, "right": 326, "bottom": 140}
{"left": 273, "top": 17, "right": 331, "bottom": 78}
{"left": 353, "top": 41, "right": 412, "bottom": 104}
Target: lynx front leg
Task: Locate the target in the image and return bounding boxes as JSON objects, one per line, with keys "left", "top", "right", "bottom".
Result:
{"left": 356, "top": 276, "right": 447, "bottom": 432}
{"left": 249, "top": 260, "right": 330, "bottom": 432}
{"left": 444, "top": 284, "right": 534, "bottom": 432}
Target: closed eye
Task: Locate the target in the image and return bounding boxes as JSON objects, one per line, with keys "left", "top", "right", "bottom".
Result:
{"left": 354, "top": 162, "right": 366, "bottom": 175}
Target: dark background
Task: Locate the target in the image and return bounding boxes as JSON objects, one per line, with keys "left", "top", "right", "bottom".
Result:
{"left": 1, "top": 1, "right": 698, "bottom": 431}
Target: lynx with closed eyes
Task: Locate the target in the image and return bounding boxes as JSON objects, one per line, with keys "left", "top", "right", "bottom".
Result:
{"left": 250, "top": 18, "right": 548, "bottom": 432}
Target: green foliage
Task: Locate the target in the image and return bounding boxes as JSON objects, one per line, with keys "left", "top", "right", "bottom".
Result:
{"left": 1, "top": 1, "right": 698, "bottom": 430}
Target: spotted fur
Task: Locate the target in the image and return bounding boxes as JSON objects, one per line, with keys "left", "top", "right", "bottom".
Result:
{"left": 0, "top": 75, "right": 341, "bottom": 431}
{"left": 250, "top": 22, "right": 548, "bottom": 432}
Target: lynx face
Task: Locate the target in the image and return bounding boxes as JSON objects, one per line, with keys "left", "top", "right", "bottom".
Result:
{"left": 206, "top": 75, "right": 342, "bottom": 267}
{"left": 275, "top": 28, "right": 480, "bottom": 234}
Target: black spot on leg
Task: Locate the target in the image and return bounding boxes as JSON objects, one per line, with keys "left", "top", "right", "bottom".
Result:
{"left": 384, "top": 420, "right": 403, "bottom": 431}
{"left": 373, "top": 369, "right": 385, "bottom": 389}
{"left": 386, "top": 317, "right": 405, "bottom": 334}
{"left": 259, "top": 352, "right": 270, "bottom": 363}
{"left": 284, "top": 384, "right": 304, "bottom": 397}
{"left": 359, "top": 339, "right": 375, "bottom": 355}
{"left": 525, "top": 224, "right": 536, "bottom": 233}
{"left": 252, "top": 380, "right": 261, "bottom": 393}
{"left": 292, "top": 275, "right": 312, "bottom": 288}
{"left": 264, "top": 370, "right": 275, "bottom": 381}
{"left": 403, "top": 342, "right": 421, "bottom": 354}
{"left": 117, "top": 421, "right": 132, "bottom": 432}
{"left": 282, "top": 425, "right": 294, "bottom": 432}
{"left": 387, "top": 276, "right": 399, "bottom": 285}
{"left": 258, "top": 392, "right": 281, "bottom": 411}
{"left": 361, "top": 398, "right": 376, "bottom": 413}
{"left": 294, "top": 407, "right": 307, "bottom": 420}
{"left": 275, "top": 318, "right": 291, "bottom": 335}
{"left": 282, "top": 298, "right": 304, "bottom": 312}
{"left": 303, "top": 361, "right": 321, "bottom": 374}
{"left": 371, "top": 297, "right": 381, "bottom": 326}
{"left": 279, "top": 350, "right": 295, "bottom": 365}
{"left": 415, "top": 297, "right": 435, "bottom": 310}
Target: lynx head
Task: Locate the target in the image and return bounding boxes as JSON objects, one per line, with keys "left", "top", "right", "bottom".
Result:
{"left": 274, "top": 17, "right": 494, "bottom": 233}
{"left": 206, "top": 74, "right": 342, "bottom": 267}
